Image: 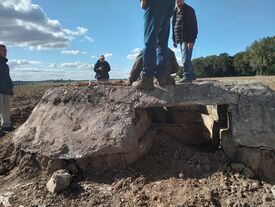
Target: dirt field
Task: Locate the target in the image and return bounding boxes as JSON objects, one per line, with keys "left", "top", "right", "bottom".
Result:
{"left": 200, "top": 76, "right": 275, "bottom": 90}
{"left": 0, "top": 77, "right": 275, "bottom": 207}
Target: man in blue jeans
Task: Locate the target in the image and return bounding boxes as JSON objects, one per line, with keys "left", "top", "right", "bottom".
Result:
{"left": 133, "top": 0, "right": 175, "bottom": 90}
{"left": 172, "top": 0, "right": 198, "bottom": 82}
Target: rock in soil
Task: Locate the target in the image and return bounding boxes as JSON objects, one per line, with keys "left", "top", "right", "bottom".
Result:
{"left": 46, "top": 170, "right": 72, "bottom": 193}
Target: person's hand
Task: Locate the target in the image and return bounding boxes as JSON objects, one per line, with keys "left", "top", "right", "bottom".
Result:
{"left": 187, "top": 43, "right": 194, "bottom": 50}
{"left": 140, "top": 0, "right": 147, "bottom": 9}
{"left": 173, "top": 42, "right": 177, "bottom": 48}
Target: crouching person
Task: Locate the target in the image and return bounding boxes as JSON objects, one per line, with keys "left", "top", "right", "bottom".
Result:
{"left": 128, "top": 48, "right": 179, "bottom": 86}
{"left": 0, "top": 44, "right": 14, "bottom": 135}
{"left": 94, "top": 55, "right": 111, "bottom": 83}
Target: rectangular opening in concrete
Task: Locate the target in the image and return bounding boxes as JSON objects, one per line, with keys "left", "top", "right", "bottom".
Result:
{"left": 144, "top": 104, "right": 230, "bottom": 148}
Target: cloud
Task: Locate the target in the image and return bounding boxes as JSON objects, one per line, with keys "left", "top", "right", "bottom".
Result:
{"left": 0, "top": 0, "right": 90, "bottom": 49}
{"left": 84, "top": 36, "right": 94, "bottom": 43}
{"left": 8, "top": 59, "right": 42, "bottom": 68}
{"left": 220, "top": 18, "right": 240, "bottom": 30}
{"left": 49, "top": 63, "right": 58, "bottom": 68}
{"left": 63, "top": 26, "right": 88, "bottom": 36}
{"left": 60, "top": 61, "right": 93, "bottom": 69}
{"left": 127, "top": 48, "right": 142, "bottom": 60}
{"left": 91, "top": 55, "right": 96, "bottom": 58}
{"left": 61, "top": 50, "right": 87, "bottom": 55}
{"left": 104, "top": 53, "right": 113, "bottom": 58}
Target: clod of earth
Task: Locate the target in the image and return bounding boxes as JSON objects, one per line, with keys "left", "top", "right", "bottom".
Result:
{"left": 46, "top": 170, "right": 72, "bottom": 193}
{"left": 12, "top": 80, "right": 275, "bottom": 182}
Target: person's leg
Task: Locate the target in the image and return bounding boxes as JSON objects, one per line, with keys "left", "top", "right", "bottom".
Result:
{"left": 154, "top": 0, "right": 175, "bottom": 85}
{"left": 1, "top": 95, "right": 11, "bottom": 128}
{"left": 180, "top": 42, "right": 196, "bottom": 80}
{"left": 155, "top": 15, "right": 170, "bottom": 80}
{"left": 0, "top": 93, "right": 4, "bottom": 127}
{"left": 141, "top": 0, "right": 160, "bottom": 78}
{"left": 134, "top": 0, "right": 162, "bottom": 90}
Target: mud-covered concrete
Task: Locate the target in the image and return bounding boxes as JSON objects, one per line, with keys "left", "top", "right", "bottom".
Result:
{"left": 12, "top": 80, "right": 275, "bottom": 181}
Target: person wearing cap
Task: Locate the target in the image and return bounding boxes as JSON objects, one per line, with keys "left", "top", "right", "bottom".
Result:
{"left": 94, "top": 55, "right": 111, "bottom": 82}
{"left": 172, "top": 0, "right": 198, "bottom": 82}
{"left": 0, "top": 44, "right": 14, "bottom": 136}
{"left": 133, "top": 0, "right": 175, "bottom": 90}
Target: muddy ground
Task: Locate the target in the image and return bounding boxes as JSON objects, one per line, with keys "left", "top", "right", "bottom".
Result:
{"left": 0, "top": 81, "right": 275, "bottom": 207}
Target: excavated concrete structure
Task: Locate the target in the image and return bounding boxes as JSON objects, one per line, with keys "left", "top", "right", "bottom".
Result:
{"left": 12, "top": 80, "right": 275, "bottom": 181}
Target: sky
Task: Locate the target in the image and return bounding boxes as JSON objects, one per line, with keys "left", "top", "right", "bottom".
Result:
{"left": 0, "top": 0, "right": 275, "bottom": 81}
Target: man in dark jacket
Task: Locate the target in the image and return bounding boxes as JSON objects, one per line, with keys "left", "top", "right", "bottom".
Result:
{"left": 0, "top": 44, "right": 13, "bottom": 135}
{"left": 133, "top": 0, "right": 175, "bottom": 90}
{"left": 94, "top": 55, "right": 111, "bottom": 82}
{"left": 172, "top": 0, "right": 198, "bottom": 82}
{"left": 128, "top": 48, "right": 179, "bottom": 85}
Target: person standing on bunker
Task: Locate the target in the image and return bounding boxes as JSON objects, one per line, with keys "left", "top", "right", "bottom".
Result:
{"left": 0, "top": 44, "right": 14, "bottom": 137}
{"left": 172, "top": 0, "right": 198, "bottom": 82}
{"left": 133, "top": 0, "right": 176, "bottom": 90}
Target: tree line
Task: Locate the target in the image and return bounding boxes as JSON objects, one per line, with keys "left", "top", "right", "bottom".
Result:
{"left": 178, "top": 36, "right": 275, "bottom": 77}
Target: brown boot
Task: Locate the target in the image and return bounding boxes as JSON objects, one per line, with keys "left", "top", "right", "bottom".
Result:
{"left": 132, "top": 76, "right": 154, "bottom": 90}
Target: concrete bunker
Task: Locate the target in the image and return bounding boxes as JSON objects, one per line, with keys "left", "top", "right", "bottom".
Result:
{"left": 135, "top": 104, "right": 230, "bottom": 149}
{"left": 11, "top": 81, "right": 275, "bottom": 181}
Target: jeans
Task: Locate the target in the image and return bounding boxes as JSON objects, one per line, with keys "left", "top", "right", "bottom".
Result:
{"left": 0, "top": 93, "right": 11, "bottom": 128}
{"left": 180, "top": 42, "right": 196, "bottom": 80}
{"left": 141, "top": 0, "right": 175, "bottom": 79}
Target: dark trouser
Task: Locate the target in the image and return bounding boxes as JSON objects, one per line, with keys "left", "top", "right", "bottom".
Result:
{"left": 180, "top": 42, "right": 196, "bottom": 80}
{"left": 141, "top": 0, "right": 175, "bottom": 79}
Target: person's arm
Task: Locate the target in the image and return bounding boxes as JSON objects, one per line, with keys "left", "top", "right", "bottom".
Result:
{"left": 190, "top": 9, "right": 198, "bottom": 44}
{"left": 102, "top": 62, "right": 111, "bottom": 72}
{"left": 172, "top": 11, "right": 176, "bottom": 46}
{"left": 186, "top": 9, "right": 198, "bottom": 50}
{"left": 8, "top": 67, "right": 13, "bottom": 89}
{"left": 106, "top": 62, "right": 111, "bottom": 72}
{"left": 94, "top": 62, "right": 100, "bottom": 72}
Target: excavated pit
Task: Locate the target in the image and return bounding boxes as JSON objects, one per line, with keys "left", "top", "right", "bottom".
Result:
{"left": 141, "top": 104, "right": 229, "bottom": 147}
{"left": 10, "top": 80, "right": 275, "bottom": 181}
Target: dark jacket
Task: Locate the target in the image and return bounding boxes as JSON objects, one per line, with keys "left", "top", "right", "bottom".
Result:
{"left": 94, "top": 60, "right": 111, "bottom": 80}
{"left": 172, "top": 4, "right": 198, "bottom": 44}
{"left": 0, "top": 56, "right": 13, "bottom": 95}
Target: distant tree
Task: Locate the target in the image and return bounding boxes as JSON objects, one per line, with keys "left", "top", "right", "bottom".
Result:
{"left": 204, "top": 55, "right": 218, "bottom": 77}
{"left": 214, "top": 53, "right": 235, "bottom": 77}
{"left": 186, "top": 36, "right": 275, "bottom": 78}
{"left": 233, "top": 52, "right": 255, "bottom": 76}
{"left": 193, "top": 54, "right": 235, "bottom": 78}
{"left": 192, "top": 57, "right": 212, "bottom": 78}
{"left": 247, "top": 36, "right": 275, "bottom": 75}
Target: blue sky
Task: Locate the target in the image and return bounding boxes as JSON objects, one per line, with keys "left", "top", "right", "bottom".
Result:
{"left": 1, "top": 0, "right": 274, "bottom": 81}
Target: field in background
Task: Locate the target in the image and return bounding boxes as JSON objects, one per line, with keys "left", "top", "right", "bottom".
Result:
{"left": 14, "top": 75, "right": 275, "bottom": 90}
{"left": 200, "top": 76, "right": 275, "bottom": 90}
